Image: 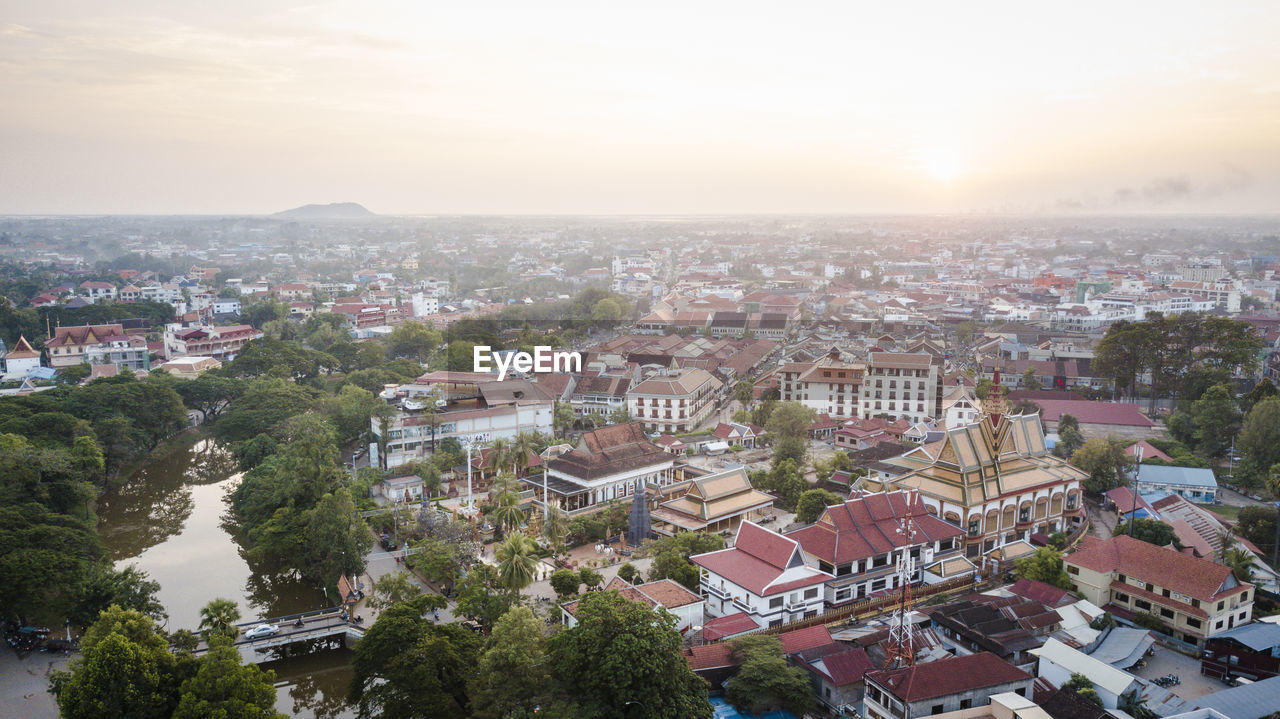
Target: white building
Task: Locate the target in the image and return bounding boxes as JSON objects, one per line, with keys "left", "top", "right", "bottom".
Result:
{"left": 628, "top": 368, "right": 722, "bottom": 435}
{"left": 692, "top": 521, "right": 832, "bottom": 630}
{"left": 411, "top": 292, "right": 439, "bottom": 317}
{"left": 859, "top": 352, "right": 940, "bottom": 424}
{"left": 779, "top": 348, "right": 864, "bottom": 419}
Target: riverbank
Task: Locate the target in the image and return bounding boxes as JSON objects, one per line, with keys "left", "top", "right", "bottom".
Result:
{"left": 0, "top": 648, "right": 67, "bottom": 719}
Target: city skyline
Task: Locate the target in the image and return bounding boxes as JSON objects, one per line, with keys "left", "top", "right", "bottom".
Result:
{"left": 3, "top": 1, "right": 1280, "bottom": 215}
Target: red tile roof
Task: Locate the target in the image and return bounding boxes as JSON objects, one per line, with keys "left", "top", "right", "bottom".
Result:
{"left": 683, "top": 643, "right": 736, "bottom": 671}
{"left": 868, "top": 652, "right": 1031, "bottom": 702}
{"left": 1007, "top": 578, "right": 1073, "bottom": 607}
{"left": 701, "top": 611, "right": 760, "bottom": 641}
{"left": 787, "top": 490, "right": 963, "bottom": 565}
{"left": 1064, "top": 534, "right": 1250, "bottom": 603}
{"left": 778, "top": 624, "right": 834, "bottom": 654}
{"left": 692, "top": 522, "right": 833, "bottom": 596}
{"left": 1032, "top": 399, "right": 1154, "bottom": 428}
{"left": 798, "top": 646, "right": 877, "bottom": 687}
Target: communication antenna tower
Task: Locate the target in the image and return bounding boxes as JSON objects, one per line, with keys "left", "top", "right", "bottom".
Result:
{"left": 886, "top": 489, "right": 920, "bottom": 668}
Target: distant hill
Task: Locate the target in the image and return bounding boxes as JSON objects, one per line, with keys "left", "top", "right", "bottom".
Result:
{"left": 272, "top": 202, "right": 376, "bottom": 219}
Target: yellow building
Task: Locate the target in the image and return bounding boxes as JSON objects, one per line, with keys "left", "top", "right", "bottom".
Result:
{"left": 1064, "top": 534, "right": 1253, "bottom": 647}
{"left": 878, "top": 409, "right": 1086, "bottom": 562}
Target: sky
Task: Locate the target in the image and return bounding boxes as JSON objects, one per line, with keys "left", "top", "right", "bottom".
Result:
{"left": 2, "top": 1, "right": 1280, "bottom": 215}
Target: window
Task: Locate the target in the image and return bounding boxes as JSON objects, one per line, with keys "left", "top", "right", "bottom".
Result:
{"left": 1115, "top": 592, "right": 1130, "bottom": 603}
{"left": 960, "top": 699, "right": 972, "bottom": 710}
{"left": 931, "top": 705, "right": 944, "bottom": 715}
{"left": 1135, "top": 599, "right": 1151, "bottom": 611}
{"left": 804, "top": 588, "right": 819, "bottom": 600}
{"left": 1218, "top": 601, "right": 1225, "bottom": 611}
{"left": 1160, "top": 608, "right": 1175, "bottom": 619}
{"left": 769, "top": 598, "right": 783, "bottom": 609}
{"left": 1187, "top": 617, "right": 1202, "bottom": 628}
{"left": 1068, "top": 565, "right": 1079, "bottom": 575}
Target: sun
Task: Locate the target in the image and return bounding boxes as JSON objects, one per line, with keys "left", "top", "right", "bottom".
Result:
{"left": 924, "top": 151, "right": 963, "bottom": 182}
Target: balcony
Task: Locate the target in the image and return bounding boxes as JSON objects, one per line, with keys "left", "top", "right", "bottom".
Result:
{"left": 703, "top": 583, "right": 730, "bottom": 600}
{"left": 785, "top": 601, "right": 807, "bottom": 613}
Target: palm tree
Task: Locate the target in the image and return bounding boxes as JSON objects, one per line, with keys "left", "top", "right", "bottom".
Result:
{"left": 486, "top": 437, "right": 513, "bottom": 485}
{"left": 198, "top": 597, "right": 241, "bottom": 641}
{"left": 491, "top": 491, "right": 525, "bottom": 535}
{"left": 1223, "top": 546, "right": 1255, "bottom": 583}
{"left": 513, "top": 432, "right": 538, "bottom": 478}
{"left": 496, "top": 533, "right": 538, "bottom": 592}
{"left": 491, "top": 470, "right": 520, "bottom": 498}
{"left": 543, "top": 505, "right": 569, "bottom": 551}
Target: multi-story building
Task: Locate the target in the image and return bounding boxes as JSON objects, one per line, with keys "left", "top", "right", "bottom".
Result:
{"left": 692, "top": 521, "right": 833, "bottom": 630}
{"left": 164, "top": 324, "right": 263, "bottom": 360}
{"left": 786, "top": 490, "right": 965, "bottom": 608}
{"left": 859, "top": 352, "right": 940, "bottom": 423}
{"left": 885, "top": 410, "right": 1087, "bottom": 561}
{"left": 1063, "top": 534, "right": 1254, "bottom": 648}
{"left": 628, "top": 368, "right": 722, "bottom": 434}
{"left": 44, "top": 324, "right": 150, "bottom": 370}
{"left": 568, "top": 374, "right": 630, "bottom": 419}
{"left": 538, "top": 423, "right": 675, "bottom": 514}
{"left": 79, "top": 281, "right": 117, "bottom": 303}
{"left": 370, "top": 371, "right": 556, "bottom": 469}
{"left": 779, "top": 347, "right": 864, "bottom": 418}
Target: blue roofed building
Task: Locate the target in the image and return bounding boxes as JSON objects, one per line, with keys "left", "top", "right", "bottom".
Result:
{"left": 1133, "top": 464, "right": 1220, "bottom": 504}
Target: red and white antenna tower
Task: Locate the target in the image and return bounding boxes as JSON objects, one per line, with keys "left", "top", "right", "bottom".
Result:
{"left": 886, "top": 489, "right": 919, "bottom": 668}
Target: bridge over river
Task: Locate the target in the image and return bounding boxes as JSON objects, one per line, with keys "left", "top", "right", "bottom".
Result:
{"left": 195, "top": 607, "right": 366, "bottom": 664}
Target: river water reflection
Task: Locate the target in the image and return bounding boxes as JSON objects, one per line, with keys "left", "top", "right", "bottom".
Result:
{"left": 96, "top": 435, "right": 356, "bottom": 718}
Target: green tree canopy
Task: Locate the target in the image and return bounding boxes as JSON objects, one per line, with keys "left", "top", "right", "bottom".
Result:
{"left": 724, "top": 635, "right": 814, "bottom": 717}
{"left": 547, "top": 590, "right": 711, "bottom": 719}
{"left": 1014, "top": 546, "right": 1073, "bottom": 590}
{"left": 795, "top": 488, "right": 844, "bottom": 524}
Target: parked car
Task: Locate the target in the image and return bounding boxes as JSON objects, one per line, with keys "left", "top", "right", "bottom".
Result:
{"left": 244, "top": 624, "right": 279, "bottom": 639}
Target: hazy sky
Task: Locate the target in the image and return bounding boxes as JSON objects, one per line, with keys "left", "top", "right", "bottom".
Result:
{"left": 3, "top": 1, "right": 1280, "bottom": 215}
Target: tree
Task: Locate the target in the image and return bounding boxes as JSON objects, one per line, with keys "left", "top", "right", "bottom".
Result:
{"left": 299, "top": 488, "right": 373, "bottom": 590}
{"left": 547, "top": 590, "right": 711, "bottom": 719}
{"left": 549, "top": 568, "right": 581, "bottom": 599}
{"left": 795, "top": 488, "right": 843, "bottom": 524}
{"left": 724, "top": 635, "right": 814, "bottom": 717}
{"left": 1095, "top": 321, "right": 1148, "bottom": 399}
{"left": 1063, "top": 673, "right": 1103, "bottom": 707}
{"left": 1014, "top": 547, "right": 1073, "bottom": 590}
{"left": 771, "top": 435, "right": 807, "bottom": 468}
{"left": 490, "top": 491, "right": 525, "bottom": 535}
{"left": 198, "top": 598, "right": 242, "bottom": 642}
{"left": 542, "top": 505, "right": 568, "bottom": 551}
{"left": 367, "top": 572, "right": 424, "bottom": 610}
{"left": 1022, "top": 368, "right": 1042, "bottom": 391}
{"left": 734, "top": 380, "right": 754, "bottom": 406}
{"left": 469, "top": 606, "right": 554, "bottom": 719}
{"left": 1223, "top": 546, "right": 1255, "bottom": 583}
{"left": 1238, "top": 398, "right": 1280, "bottom": 488}
{"left": 1243, "top": 378, "right": 1278, "bottom": 415}
{"left": 647, "top": 532, "right": 724, "bottom": 591}
{"left": 1071, "top": 438, "right": 1131, "bottom": 494}
{"left": 70, "top": 564, "right": 165, "bottom": 627}
{"left": 608, "top": 406, "right": 631, "bottom": 425}
{"left": 173, "top": 637, "right": 284, "bottom": 719}
{"left": 51, "top": 606, "right": 181, "bottom": 719}
{"left": 1113, "top": 519, "right": 1180, "bottom": 549}
{"left": 553, "top": 400, "right": 575, "bottom": 439}
{"left": 616, "top": 562, "right": 638, "bottom": 584}
{"left": 975, "top": 377, "right": 992, "bottom": 400}
{"left": 496, "top": 533, "right": 538, "bottom": 592}
{"left": 1237, "top": 505, "right": 1278, "bottom": 560}
{"left": 1054, "top": 413, "right": 1085, "bottom": 458}
{"left": 455, "top": 563, "right": 520, "bottom": 630}
{"left": 349, "top": 596, "right": 483, "bottom": 719}
{"left": 1189, "top": 384, "right": 1241, "bottom": 459}
{"left": 765, "top": 401, "right": 816, "bottom": 440}
{"left": 387, "top": 321, "right": 442, "bottom": 362}
{"left": 578, "top": 566, "right": 604, "bottom": 590}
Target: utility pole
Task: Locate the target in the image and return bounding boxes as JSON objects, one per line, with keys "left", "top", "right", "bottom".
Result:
{"left": 1129, "top": 445, "right": 1142, "bottom": 536}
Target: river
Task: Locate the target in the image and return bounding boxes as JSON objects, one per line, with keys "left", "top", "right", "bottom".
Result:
{"left": 96, "top": 435, "right": 357, "bottom": 718}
